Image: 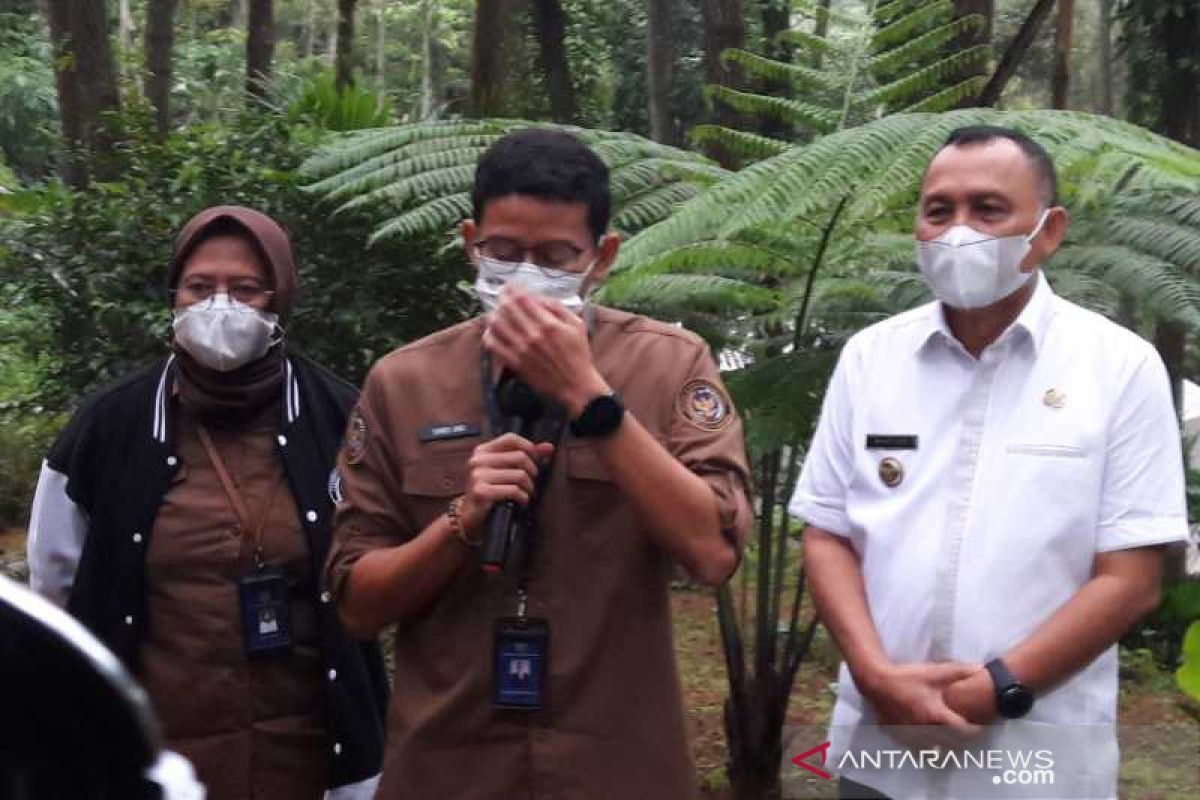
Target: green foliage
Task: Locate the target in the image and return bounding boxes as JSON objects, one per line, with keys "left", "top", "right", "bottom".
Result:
{"left": 702, "top": 0, "right": 990, "bottom": 153}
{"left": 0, "top": 11, "right": 58, "bottom": 180}
{"left": 0, "top": 107, "right": 470, "bottom": 418}
{"left": 1179, "top": 621, "right": 1200, "bottom": 702}
{"left": 282, "top": 70, "right": 395, "bottom": 131}
{"left": 300, "top": 118, "right": 730, "bottom": 244}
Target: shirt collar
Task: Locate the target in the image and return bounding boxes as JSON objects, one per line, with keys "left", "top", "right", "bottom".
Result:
{"left": 915, "top": 272, "right": 1056, "bottom": 358}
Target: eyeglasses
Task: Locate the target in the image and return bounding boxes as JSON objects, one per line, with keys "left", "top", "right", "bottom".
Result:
{"left": 172, "top": 279, "right": 275, "bottom": 306}
{"left": 474, "top": 237, "right": 588, "bottom": 272}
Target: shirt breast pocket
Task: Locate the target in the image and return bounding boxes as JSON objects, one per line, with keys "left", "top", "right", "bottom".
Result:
{"left": 564, "top": 444, "right": 636, "bottom": 555}
{"left": 401, "top": 449, "right": 471, "bottom": 533}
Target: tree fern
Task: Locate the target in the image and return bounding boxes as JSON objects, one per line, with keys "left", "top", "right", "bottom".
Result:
{"left": 301, "top": 119, "right": 729, "bottom": 242}
{"left": 702, "top": 0, "right": 989, "bottom": 149}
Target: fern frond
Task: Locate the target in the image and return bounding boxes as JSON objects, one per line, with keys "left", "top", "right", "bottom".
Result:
{"left": 870, "top": 17, "right": 987, "bottom": 75}
{"left": 689, "top": 126, "right": 790, "bottom": 161}
{"left": 612, "top": 183, "right": 702, "bottom": 235}
{"left": 720, "top": 48, "right": 837, "bottom": 91}
{"left": 1054, "top": 244, "right": 1200, "bottom": 329}
{"left": 898, "top": 77, "right": 988, "bottom": 112}
{"left": 366, "top": 193, "right": 472, "bottom": 245}
{"left": 607, "top": 274, "right": 780, "bottom": 316}
{"left": 706, "top": 85, "right": 840, "bottom": 133}
{"left": 872, "top": 0, "right": 955, "bottom": 51}
{"left": 334, "top": 164, "right": 477, "bottom": 215}
{"left": 864, "top": 47, "right": 989, "bottom": 108}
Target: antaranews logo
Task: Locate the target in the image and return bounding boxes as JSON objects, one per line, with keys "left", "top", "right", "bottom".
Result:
{"left": 790, "top": 740, "right": 1056, "bottom": 787}
{"left": 791, "top": 741, "right": 833, "bottom": 780}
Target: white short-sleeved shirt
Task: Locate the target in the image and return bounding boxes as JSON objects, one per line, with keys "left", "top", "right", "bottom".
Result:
{"left": 789, "top": 274, "right": 1188, "bottom": 799}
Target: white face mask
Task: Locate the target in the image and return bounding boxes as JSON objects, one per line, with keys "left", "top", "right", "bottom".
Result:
{"left": 172, "top": 293, "right": 281, "bottom": 372}
{"left": 916, "top": 209, "right": 1051, "bottom": 310}
{"left": 473, "top": 256, "right": 593, "bottom": 314}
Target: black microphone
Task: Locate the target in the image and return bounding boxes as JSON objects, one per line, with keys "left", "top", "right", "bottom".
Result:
{"left": 480, "top": 373, "right": 546, "bottom": 573}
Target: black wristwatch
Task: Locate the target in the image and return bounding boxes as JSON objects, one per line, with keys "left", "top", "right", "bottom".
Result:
{"left": 569, "top": 391, "right": 625, "bottom": 438}
{"left": 985, "top": 658, "right": 1034, "bottom": 719}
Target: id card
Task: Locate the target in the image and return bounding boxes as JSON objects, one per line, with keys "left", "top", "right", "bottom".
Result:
{"left": 238, "top": 567, "right": 293, "bottom": 658}
{"left": 493, "top": 617, "right": 549, "bottom": 710}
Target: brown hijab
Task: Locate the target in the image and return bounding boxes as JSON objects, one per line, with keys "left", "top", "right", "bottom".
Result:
{"left": 169, "top": 206, "right": 298, "bottom": 426}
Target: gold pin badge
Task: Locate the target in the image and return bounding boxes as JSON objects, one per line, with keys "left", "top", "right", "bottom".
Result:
{"left": 1043, "top": 388, "right": 1067, "bottom": 409}
{"left": 878, "top": 457, "right": 904, "bottom": 488}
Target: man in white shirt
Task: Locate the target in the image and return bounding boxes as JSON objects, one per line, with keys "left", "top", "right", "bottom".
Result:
{"left": 790, "top": 126, "right": 1188, "bottom": 799}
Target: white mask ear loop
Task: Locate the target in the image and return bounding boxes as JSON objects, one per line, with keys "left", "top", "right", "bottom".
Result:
{"left": 1025, "top": 208, "right": 1051, "bottom": 244}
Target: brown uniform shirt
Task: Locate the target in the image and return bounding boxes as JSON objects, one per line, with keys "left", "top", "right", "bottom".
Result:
{"left": 326, "top": 306, "right": 753, "bottom": 800}
{"left": 141, "top": 405, "right": 329, "bottom": 800}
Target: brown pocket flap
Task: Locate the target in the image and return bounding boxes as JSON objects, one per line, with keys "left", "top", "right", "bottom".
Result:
{"left": 565, "top": 445, "right": 611, "bottom": 482}
{"left": 402, "top": 451, "right": 470, "bottom": 497}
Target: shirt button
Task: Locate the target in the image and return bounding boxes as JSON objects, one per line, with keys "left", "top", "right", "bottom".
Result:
{"left": 277, "top": 434, "right": 288, "bottom": 447}
{"left": 124, "top": 615, "right": 134, "bottom": 625}
{"left": 328, "top": 668, "right": 338, "bottom": 681}
{"left": 166, "top": 456, "right": 177, "bottom": 467}
{"left": 320, "top": 591, "right": 332, "bottom": 604}
{"left": 333, "top": 742, "right": 343, "bottom": 756}
{"left": 132, "top": 533, "right": 143, "bottom": 544}
{"left": 305, "top": 510, "right": 318, "bottom": 524}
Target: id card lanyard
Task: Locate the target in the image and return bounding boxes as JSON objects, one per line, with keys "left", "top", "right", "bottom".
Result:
{"left": 196, "top": 424, "right": 286, "bottom": 570}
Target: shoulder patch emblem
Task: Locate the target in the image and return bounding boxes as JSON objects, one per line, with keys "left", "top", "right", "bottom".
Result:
{"left": 678, "top": 379, "right": 733, "bottom": 431}
{"left": 344, "top": 408, "right": 368, "bottom": 465}
{"left": 327, "top": 468, "right": 344, "bottom": 505}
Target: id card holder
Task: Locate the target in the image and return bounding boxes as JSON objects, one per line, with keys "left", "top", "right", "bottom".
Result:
{"left": 238, "top": 566, "right": 293, "bottom": 659}
{"left": 493, "top": 617, "right": 549, "bottom": 711}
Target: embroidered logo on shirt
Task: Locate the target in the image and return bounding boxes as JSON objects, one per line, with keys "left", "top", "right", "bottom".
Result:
{"left": 345, "top": 408, "right": 368, "bottom": 465}
{"left": 327, "top": 468, "right": 343, "bottom": 504}
{"left": 678, "top": 379, "right": 733, "bottom": 431}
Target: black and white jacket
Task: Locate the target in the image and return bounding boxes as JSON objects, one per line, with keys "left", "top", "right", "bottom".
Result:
{"left": 27, "top": 352, "right": 388, "bottom": 799}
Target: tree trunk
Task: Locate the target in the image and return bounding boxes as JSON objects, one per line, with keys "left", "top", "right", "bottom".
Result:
{"left": 470, "top": 0, "right": 516, "bottom": 117}
{"left": 701, "top": 0, "right": 746, "bottom": 167}
{"left": 812, "top": 0, "right": 831, "bottom": 68}
{"left": 419, "top": 0, "right": 437, "bottom": 118}
{"left": 1159, "top": 2, "right": 1200, "bottom": 147}
{"left": 232, "top": 0, "right": 247, "bottom": 29}
{"left": 1052, "top": 0, "right": 1073, "bottom": 109}
{"left": 758, "top": 0, "right": 792, "bottom": 140}
{"left": 1097, "top": 0, "right": 1114, "bottom": 116}
{"left": 952, "top": 0, "right": 994, "bottom": 107}
{"left": 646, "top": 0, "right": 675, "bottom": 143}
{"left": 303, "top": 0, "right": 316, "bottom": 57}
{"left": 145, "top": 0, "right": 178, "bottom": 136}
{"left": 336, "top": 0, "right": 357, "bottom": 90}
{"left": 246, "top": 0, "right": 274, "bottom": 100}
{"left": 375, "top": 0, "right": 386, "bottom": 105}
{"left": 119, "top": 0, "right": 135, "bottom": 69}
{"left": 975, "top": 0, "right": 1055, "bottom": 107}
{"left": 45, "top": 0, "right": 123, "bottom": 187}
{"left": 530, "top": 0, "right": 578, "bottom": 123}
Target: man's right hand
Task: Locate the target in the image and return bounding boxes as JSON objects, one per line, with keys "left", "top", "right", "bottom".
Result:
{"left": 858, "top": 661, "right": 983, "bottom": 735}
{"left": 458, "top": 433, "right": 555, "bottom": 534}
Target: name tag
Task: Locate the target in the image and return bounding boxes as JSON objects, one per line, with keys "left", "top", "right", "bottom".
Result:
{"left": 419, "top": 422, "right": 482, "bottom": 443}
{"left": 866, "top": 434, "right": 918, "bottom": 451}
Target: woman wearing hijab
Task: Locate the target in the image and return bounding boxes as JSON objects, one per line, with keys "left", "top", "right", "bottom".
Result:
{"left": 26, "top": 206, "right": 388, "bottom": 800}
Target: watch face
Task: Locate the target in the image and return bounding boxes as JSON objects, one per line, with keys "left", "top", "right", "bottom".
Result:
{"left": 574, "top": 394, "right": 624, "bottom": 437}
{"left": 1000, "top": 685, "right": 1034, "bottom": 719}
{"left": 590, "top": 396, "right": 623, "bottom": 431}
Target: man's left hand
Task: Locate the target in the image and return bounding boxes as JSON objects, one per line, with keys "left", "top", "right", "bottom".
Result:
{"left": 483, "top": 287, "right": 609, "bottom": 416}
{"left": 942, "top": 665, "right": 998, "bottom": 726}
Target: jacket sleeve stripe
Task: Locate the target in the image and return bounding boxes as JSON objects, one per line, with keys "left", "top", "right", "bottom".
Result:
{"left": 27, "top": 461, "right": 90, "bottom": 608}
{"left": 324, "top": 773, "right": 380, "bottom": 800}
